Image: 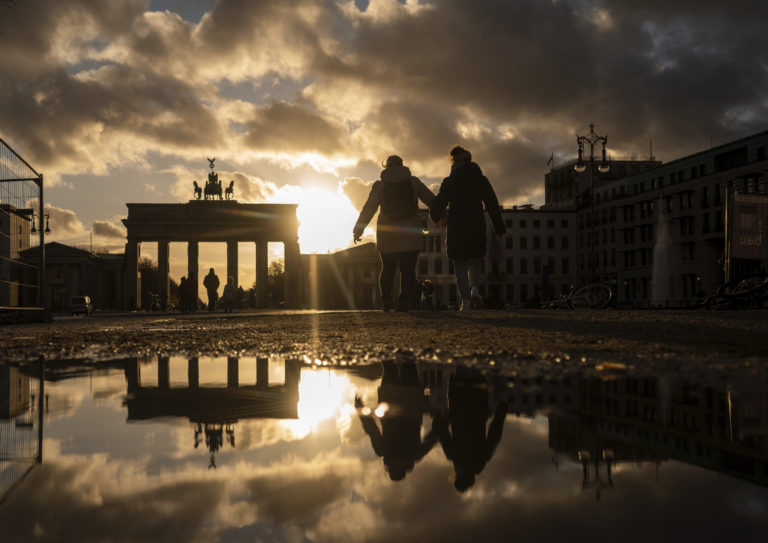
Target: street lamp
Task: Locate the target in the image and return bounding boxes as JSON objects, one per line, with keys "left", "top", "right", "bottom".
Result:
{"left": 30, "top": 213, "right": 51, "bottom": 233}
{"left": 574, "top": 123, "right": 610, "bottom": 283}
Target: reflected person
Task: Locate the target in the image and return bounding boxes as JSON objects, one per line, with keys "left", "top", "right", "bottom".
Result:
{"left": 434, "top": 368, "right": 508, "bottom": 492}
{"left": 356, "top": 361, "right": 438, "bottom": 481}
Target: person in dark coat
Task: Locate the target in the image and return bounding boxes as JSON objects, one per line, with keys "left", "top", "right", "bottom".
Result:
{"left": 356, "top": 361, "right": 438, "bottom": 481}
{"left": 429, "top": 146, "right": 505, "bottom": 311}
{"left": 203, "top": 268, "right": 220, "bottom": 312}
{"left": 178, "top": 276, "right": 188, "bottom": 314}
{"left": 353, "top": 155, "right": 435, "bottom": 311}
{"left": 433, "top": 368, "right": 508, "bottom": 493}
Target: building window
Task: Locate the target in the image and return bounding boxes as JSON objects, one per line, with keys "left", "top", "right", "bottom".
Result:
{"left": 547, "top": 236, "right": 555, "bottom": 250}
{"left": 533, "top": 236, "right": 541, "bottom": 250}
{"left": 534, "top": 258, "right": 541, "bottom": 274}
{"left": 520, "top": 219, "right": 527, "bottom": 228}
{"left": 520, "top": 259, "right": 528, "bottom": 274}
{"left": 702, "top": 213, "right": 710, "bottom": 234}
{"left": 505, "top": 219, "right": 513, "bottom": 227}
{"left": 561, "top": 236, "right": 569, "bottom": 249}
{"left": 561, "top": 219, "right": 569, "bottom": 228}
{"left": 505, "top": 237, "right": 513, "bottom": 249}
{"left": 562, "top": 258, "right": 569, "bottom": 274}
{"left": 506, "top": 259, "right": 513, "bottom": 274}
{"left": 434, "top": 258, "right": 443, "bottom": 275}
{"left": 519, "top": 237, "right": 527, "bottom": 250}
{"left": 547, "top": 219, "right": 554, "bottom": 228}
{"left": 419, "top": 258, "right": 428, "bottom": 274}
{"left": 533, "top": 219, "right": 541, "bottom": 228}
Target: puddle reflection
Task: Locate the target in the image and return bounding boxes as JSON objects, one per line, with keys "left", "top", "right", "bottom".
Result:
{"left": 1, "top": 357, "right": 767, "bottom": 541}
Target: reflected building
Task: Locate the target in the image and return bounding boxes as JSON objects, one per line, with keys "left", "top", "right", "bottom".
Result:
{"left": 124, "top": 356, "right": 302, "bottom": 468}
{"left": 539, "top": 374, "right": 768, "bottom": 491}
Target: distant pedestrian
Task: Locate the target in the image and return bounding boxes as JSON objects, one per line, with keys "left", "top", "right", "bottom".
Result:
{"left": 203, "top": 268, "right": 220, "bottom": 312}
{"left": 353, "top": 155, "right": 435, "bottom": 312}
{"left": 179, "top": 276, "right": 188, "bottom": 313}
{"left": 429, "top": 146, "right": 505, "bottom": 311}
{"left": 222, "top": 276, "right": 236, "bottom": 313}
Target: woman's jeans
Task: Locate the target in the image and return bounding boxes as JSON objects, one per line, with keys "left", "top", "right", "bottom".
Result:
{"left": 380, "top": 251, "right": 419, "bottom": 309}
{"left": 453, "top": 258, "right": 482, "bottom": 305}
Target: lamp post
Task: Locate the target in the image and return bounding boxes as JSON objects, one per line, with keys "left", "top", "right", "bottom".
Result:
{"left": 30, "top": 213, "right": 51, "bottom": 234}
{"left": 574, "top": 123, "right": 610, "bottom": 283}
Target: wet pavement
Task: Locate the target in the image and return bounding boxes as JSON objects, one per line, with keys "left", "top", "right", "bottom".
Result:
{"left": 2, "top": 309, "right": 768, "bottom": 372}
{"left": 1, "top": 310, "right": 767, "bottom": 541}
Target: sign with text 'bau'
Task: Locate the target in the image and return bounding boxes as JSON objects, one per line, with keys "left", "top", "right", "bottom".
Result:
{"left": 732, "top": 192, "right": 768, "bottom": 260}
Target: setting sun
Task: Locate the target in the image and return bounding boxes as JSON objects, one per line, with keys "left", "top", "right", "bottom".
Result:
{"left": 272, "top": 185, "right": 361, "bottom": 254}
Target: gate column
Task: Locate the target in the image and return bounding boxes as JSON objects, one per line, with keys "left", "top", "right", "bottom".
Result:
{"left": 255, "top": 240, "right": 268, "bottom": 308}
{"left": 284, "top": 239, "right": 300, "bottom": 308}
{"left": 125, "top": 239, "right": 141, "bottom": 310}
{"left": 158, "top": 240, "right": 170, "bottom": 310}
{"left": 227, "top": 240, "right": 238, "bottom": 305}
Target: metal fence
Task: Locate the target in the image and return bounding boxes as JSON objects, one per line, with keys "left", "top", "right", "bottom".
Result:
{"left": 0, "top": 362, "right": 43, "bottom": 505}
{"left": 0, "top": 137, "right": 45, "bottom": 310}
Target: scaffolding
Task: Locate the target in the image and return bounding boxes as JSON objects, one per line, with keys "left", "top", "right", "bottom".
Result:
{"left": 0, "top": 136, "right": 45, "bottom": 310}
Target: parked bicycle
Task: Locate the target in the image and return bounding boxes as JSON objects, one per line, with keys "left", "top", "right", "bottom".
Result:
{"left": 541, "top": 283, "right": 613, "bottom": 310}
{"left": 700, "top": 274, "right": 768, "bottom": 310}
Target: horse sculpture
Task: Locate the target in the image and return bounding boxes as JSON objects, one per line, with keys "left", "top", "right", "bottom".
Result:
{"left": 193, "top": 181, "right": 202, "bottom": 200}
{"left": 225, "top": 180, "right": 234, "bottom": 200}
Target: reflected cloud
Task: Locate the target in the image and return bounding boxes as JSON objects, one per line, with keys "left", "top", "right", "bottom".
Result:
{"left": 2, "top": 357, "right": 768, "bottom": 541}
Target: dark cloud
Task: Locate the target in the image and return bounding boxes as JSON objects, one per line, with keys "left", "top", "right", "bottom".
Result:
{"left": 2, "top": 0, "right": 768, "bottom": 205}
{"left": 243, "top": 101, "right": 350, "bottom": 155}
{"left": 93, "top": 220, "right": 125, "bottom": 239}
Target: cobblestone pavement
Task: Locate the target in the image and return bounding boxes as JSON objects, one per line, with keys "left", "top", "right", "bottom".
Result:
{"left": 2, "top": 309, "right": 767, "bottom": 376}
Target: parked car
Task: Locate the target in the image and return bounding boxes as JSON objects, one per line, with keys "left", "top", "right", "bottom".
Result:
{"left": 71, "top": 296, "right": 92, "bottom": 316}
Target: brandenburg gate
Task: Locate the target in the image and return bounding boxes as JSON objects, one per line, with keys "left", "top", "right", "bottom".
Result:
{"left": 122, "top": 159, "right": 300, "bottom": 309}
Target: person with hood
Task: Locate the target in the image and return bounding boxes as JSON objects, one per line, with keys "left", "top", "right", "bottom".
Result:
{"left": 429, "top": 146, "right": 505, "bottom": 311}
{"left": 353, "top": 155, "right": 435, "bottom": 311}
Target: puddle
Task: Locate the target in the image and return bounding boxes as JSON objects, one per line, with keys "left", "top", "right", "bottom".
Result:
{"left": 1, "top": 356, "right": 767, "bottom": 541}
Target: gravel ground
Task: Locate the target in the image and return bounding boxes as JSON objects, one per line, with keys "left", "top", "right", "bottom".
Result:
{"left": 2, "top": 309, "right": 767, "bottom": 376}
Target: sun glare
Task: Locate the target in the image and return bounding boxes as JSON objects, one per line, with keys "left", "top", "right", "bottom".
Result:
{"left": 276, "top": 186, "right": 360, "bottom": 254}
{"left": 281, "top": 368, "right": 353, "bottom": 439}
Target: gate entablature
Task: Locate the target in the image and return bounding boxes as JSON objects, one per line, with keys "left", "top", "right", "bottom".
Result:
{"left": 122, "top": 202, "right": 298, "bottom": 242}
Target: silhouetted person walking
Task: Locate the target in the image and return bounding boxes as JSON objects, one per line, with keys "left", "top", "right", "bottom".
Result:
{"left": 430, "top": 146, "right": 505, "bottom": 311}
{"left": 434, "top": 368, "right": 508, "bottom": 492}
{"left": 222, "top": 275, "right": 236, "bottom": 313}
{"left": 179, "top": 276, "right": 188, "bottom": 313}
{"left": 353, "top": 155, "right": 435, "bottom": 311}
{"left": 356, "top": 361, "right": 438, "bottom": 481}
{"left": 203, "top": 268, "right": 220, "bottom": 312}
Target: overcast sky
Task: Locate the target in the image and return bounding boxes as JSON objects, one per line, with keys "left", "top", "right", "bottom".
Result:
{"left": 2, "top": 0, "right": 768, "bottom": 268}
